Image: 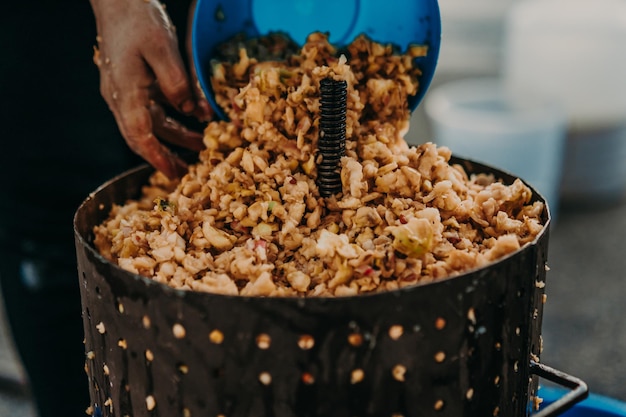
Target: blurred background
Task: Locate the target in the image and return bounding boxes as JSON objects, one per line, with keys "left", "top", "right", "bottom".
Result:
{"left": 1, "top": 0, "right": 625, "bottom": 415}
{"left": 406, "top": 0, "right": 626, "bottom": 405}
{"left": 407, "top": 0, "right": 626, "bottom": 211}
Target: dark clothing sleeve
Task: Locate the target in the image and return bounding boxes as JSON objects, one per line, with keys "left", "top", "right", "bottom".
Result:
{"left": 0, "top": 2, "right": 191, "bottom": 416}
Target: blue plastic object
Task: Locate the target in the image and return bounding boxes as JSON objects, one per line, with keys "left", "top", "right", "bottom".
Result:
{"left": 192, "top": 0, "right": 441, "bottom": 119}
{"left": 539, "top": 387, "right": 626, "bottom": 417}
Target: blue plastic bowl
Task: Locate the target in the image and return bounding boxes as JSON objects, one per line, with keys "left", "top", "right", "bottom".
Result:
{"left": 540, "top": 387, "right": 626, "bottom": 417}
{"left": 191, "top": 0, "right": 441, "bottom": 119}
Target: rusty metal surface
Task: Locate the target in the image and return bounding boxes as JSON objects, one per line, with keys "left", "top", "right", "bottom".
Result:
{"left": 74, "top": 160, "right": 550, "bottom": 417}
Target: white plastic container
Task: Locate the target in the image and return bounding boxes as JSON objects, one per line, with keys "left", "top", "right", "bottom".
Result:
{"left": 425, "top": 78, "right": 567, "bottom": 215}
{"left": 503, "top": 0, "right": 626, "bottom": 204}
{"left": 436, "top": 0, "right": 520, "bottom": 76}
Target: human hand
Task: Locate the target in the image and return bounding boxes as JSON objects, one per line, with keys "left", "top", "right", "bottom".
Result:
{"left": 90, "top": 0, "right": 212, "bottom": 179}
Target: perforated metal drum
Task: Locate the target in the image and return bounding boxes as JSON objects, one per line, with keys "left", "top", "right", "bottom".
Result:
{"left": 74, "top": 159, "right": 585, "bottom": 417}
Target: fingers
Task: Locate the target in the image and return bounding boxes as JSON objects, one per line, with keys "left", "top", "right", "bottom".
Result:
{"left": 90, "top": 0, "right": 211, "bottom": 178}
{"left": 99, "top": 56, "right": 197, "bottom": 179}
{"left": 141, "top": 5, "right": 213, "bottom": 123}
{"left": 149, "top": 102, "right": 205, "bottom": 152}
{"left": 142, "top": 4, "right": 199, "bottom": 117}
{"left": 116, "top": 99, "right": 190, "bottom": 180}
{"left": 148, "top": 52, "right": 197, "bottom": 116}
{"left": 111, "top": 81, "right": 203, "bottom": 179}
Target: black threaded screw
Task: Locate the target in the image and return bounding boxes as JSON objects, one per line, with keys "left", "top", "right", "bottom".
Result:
{"left": 317, "top": 77, "right": 347, "bottom": 198}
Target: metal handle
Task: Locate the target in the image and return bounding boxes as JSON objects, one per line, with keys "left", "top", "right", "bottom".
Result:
{"left": 529, "top": 360, "right": 589, "bottom": 417}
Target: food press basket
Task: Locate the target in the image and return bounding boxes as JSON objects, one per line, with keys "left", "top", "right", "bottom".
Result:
{"left": 74, "top": 158, "right": 587, "bottom": 417}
